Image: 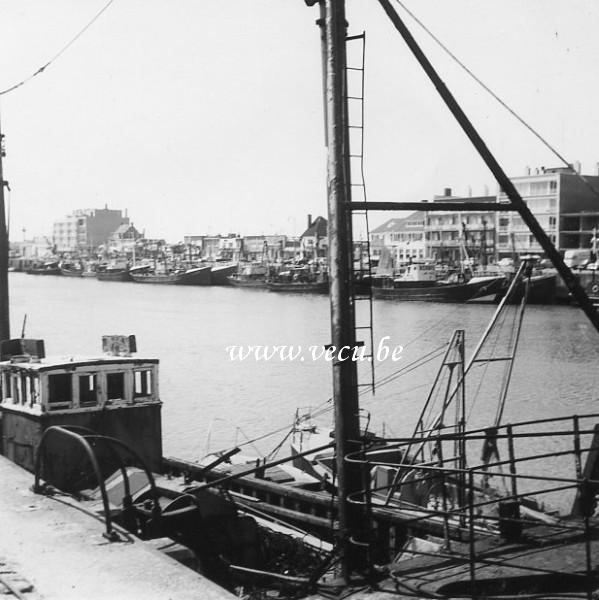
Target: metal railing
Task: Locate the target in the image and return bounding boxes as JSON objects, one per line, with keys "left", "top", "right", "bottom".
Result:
{"left": 345, "top": 412, "right": 599, "bottom": 598}
{"left": 33, "top": 425, "right": 159, "bottom": 541}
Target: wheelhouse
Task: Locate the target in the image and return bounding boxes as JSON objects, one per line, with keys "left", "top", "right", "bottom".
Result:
{"left": 0, "top": 336, "right": 163, "bottom": 480}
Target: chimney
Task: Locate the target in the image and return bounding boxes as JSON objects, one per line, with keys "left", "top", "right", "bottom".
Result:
{"left": 443, "top": 187, "right": 452, "bottom": 197}
{"left": 574, "top": 160, "right": 581, "bottom": 174}
{"left": 307, "top": 214, "right": 312, "bottom": 229}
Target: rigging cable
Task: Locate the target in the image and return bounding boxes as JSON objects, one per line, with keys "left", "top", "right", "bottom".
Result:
{"left": 393, "top": 0, "right": 599, "bottom": 198}
{"left": 0, "top": 0, "right": 117, "bottom": 97}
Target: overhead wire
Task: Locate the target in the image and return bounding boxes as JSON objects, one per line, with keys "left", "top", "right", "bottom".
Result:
{"left": 0, "top": 0, "right": 117, "bottom": 97}
{"left": 393, "top": 0, "right": 599, "bottom": 198}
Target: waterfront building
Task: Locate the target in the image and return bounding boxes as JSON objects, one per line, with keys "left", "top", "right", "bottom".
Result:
{"left": 107, "top": 224, "right": 142, "bottom": 255}
{"left": 300, "top": 215, "right": 328, "bottom": 259}
{"left": 218, "top": 234, "right": 242, "bottom": 261}
{"left": 497, "top": 166, "right": 599, "bottom": 257}
{"left": 425, "top": 189, "right": 496, "bottom": 265}
{"left": 52, "top": 207, "right": 130, "bottom": 254}
{"left": 370, "top": 212, "right": 426, "bottom": 264}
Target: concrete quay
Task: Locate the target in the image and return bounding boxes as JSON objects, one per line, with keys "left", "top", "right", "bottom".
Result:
{"left": 0, "top": 454, "right": 234, "bottom": 600}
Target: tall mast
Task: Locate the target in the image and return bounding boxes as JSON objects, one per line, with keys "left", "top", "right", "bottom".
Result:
{"left": 311, "top": 0, "right": 366, "bottom": 577}
{"left": 0, "top": 118, "right": 10, "bottom": 342}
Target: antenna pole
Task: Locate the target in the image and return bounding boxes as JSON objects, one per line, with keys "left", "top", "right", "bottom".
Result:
{"left": 0, "top": 119, "right": 10, "bottom": 342}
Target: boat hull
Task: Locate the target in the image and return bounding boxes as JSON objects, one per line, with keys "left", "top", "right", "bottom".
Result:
{"left": 26, "top": 268, "right": 61, "bottom": 275}
{"left": 211, "top": 264, "right": 237, "bottom": 286}
{"left": 131, "top": 266, "right": 212, "bottom": 285}
{"left": 227, "top": 276, "right": 268, "bottom": 288}
{"left": 267, "top": 281, "right": 329, "bottom": 294}
{"left": 496, "top": 272, "right": 557, "bottom": 304}
{"left": 96, "top": 270, "right": 132, "bottom": 282}
{"left": 60, "top": 268, "right": 83, "bottom": 278}
{"left": 373, "top": 276, "right": 505, "bottom": 302}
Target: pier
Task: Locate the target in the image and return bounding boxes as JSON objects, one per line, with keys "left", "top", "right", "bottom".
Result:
{"left": 0, "top": 454, "right": 233, "bottom": 600}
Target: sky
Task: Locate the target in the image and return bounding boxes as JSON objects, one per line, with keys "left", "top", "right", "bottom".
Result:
{"left": 1, "top": 0, "right": 599, "bottom": 243}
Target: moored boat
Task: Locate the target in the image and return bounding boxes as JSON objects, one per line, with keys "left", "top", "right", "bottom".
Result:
{"left": 210, "top": 263, "right": 237, "bottom": 286}
{"left": 227, "top": 263, "right": 269, "bottom": 288}
{"left": 26, "top": 260, "right": 61, "bottom": 275}
{"left": 373, "top": 273, "right": 505, "bottom": 302}
{"left": 0, "top": 335, "right": 329, "bottom": 595}
{"left": 267, "top": 280, "right": 329, "bottom": 293}
{"left": 267, "top": 266, "right": 329, "bottom": 294}
{"left": 59, "top": 262, "right": 84, "bottom": 277}
{"left": 130, "top": 265, "right": 212, "bottom": 285}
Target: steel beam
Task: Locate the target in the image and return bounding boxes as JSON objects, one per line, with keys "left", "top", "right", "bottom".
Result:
{"left": 349, "top": 201, "right": 514, "bottom": 212}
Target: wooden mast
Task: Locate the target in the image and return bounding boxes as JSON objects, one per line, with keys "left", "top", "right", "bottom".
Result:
{"left": 0, "top": 118, "right": 10, "bottom": 342}
{"left": 316, "top": 0, "right": 366, "bottom": 578}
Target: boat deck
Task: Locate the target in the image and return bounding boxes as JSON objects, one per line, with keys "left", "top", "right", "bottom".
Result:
{"left": 0, "top": 455, "right": 234, "bottom": 600}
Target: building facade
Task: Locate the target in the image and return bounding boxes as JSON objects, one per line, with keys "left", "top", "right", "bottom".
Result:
{"left": 425, "top": 190, "right": 496, "bottom": 264}
{"left": 53, "top": 207, "right": 129, "bottom": 254}
{"left": 300, "top": 215, "right": 328, "bottom": 259}
{"left": 496, "top": 167, "right": 599, "bottom": 257}
{"left": 370, "top": 212, "right": 426, "bottom": 263}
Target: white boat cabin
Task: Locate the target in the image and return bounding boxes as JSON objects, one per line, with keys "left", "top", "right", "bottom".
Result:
{"left": 395, "top": 262, "right": 437, "bottom": 283}
{"left": 0, "top": 337, "right": 159, "bottom": 414}
{"left": 0, "top": 336, "right": 163, "bottom": 479}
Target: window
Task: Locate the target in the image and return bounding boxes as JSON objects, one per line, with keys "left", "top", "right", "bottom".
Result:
{"left": 530, "top": 182, "right": 548, "bottom": 196}
{"left": 48, "top": 374, "right": 72, "bottom": 407}
{"left": 12, "top": 375, "right": 21, "bottom": 404}
{"left": 79, "top": 375, "right": 98, "bottom": 407}
{"left": 30, "top": 376, "right": 40, "bottom": 406}
{"left": 107, "top": 372, "right": 125, "bottom": 401}
{"left": 134, "top": 370, "right": 152, "bottom": 398}
{"left": 0, "top": 371, "right": 8, "bottom": 401}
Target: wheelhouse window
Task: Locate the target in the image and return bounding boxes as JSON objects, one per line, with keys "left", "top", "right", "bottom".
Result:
{"left": 2, "top": 371, "right": 10, "bottom": 402}
{"left": 48, "top": 373, "right": 73, "bottom": 408}
{"left": 12, "top": 374, "right": 21, "bottom": 404}
{"left": 30, "top": 376, "right": 40, "bottom": 406}
{"left": 79, "top": 374, "right": 98, "bottom": 407}
{"left": 107, "top": 372, "right": 125, "bottom": 401}
{"left": 134, "top": 370, "right": 152, "bottom": 399}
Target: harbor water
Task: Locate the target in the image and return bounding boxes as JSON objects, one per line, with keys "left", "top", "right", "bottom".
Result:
{"left": 9, "top": 273, "right": 599, "bottom": 476}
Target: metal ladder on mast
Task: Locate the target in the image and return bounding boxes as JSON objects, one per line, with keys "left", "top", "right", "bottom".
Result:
{"left": 345, "top": 32, "right": 375, "bottom": 395}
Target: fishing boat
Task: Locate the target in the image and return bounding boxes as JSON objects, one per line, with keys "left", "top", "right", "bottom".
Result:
{"left": 96, "top": 260, "right": 135, "bottom": 282}
{"left": 130, "top": 265, "right": 212, "bottom": 285}
{"left": 210, "top": 263, "right": 237, "bottom": 286}
{"left": 267, "top": 265, "right": 329, "bottom": 294}
{"left": 59, "top": 261, "right": 84, "bottom": 277}
{"left": 267, "top": 280, "right": 329, "bottom": 293}
{"left": 373, "top": 262, "right": 505, "bottom": 302}
{"left": 227, "top": 263, "right": 269, "bottom": 288}
{"left": 0, "top": 335, "right": 329, "bottom": 595}
{"left": 26, "top": 260, "right": 61, "bottom": 275}
{"left": 174, "top": 1, "right": 599, "bottom": 593}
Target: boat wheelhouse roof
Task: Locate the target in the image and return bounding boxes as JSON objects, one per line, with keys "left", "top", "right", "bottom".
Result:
{"left": 0, "top": 355, "right": 158, "bottom": 374}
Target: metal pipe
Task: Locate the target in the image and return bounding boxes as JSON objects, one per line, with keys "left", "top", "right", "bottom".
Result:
{"left": 376, "top": 0, "right": 599, "bottom": 334}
